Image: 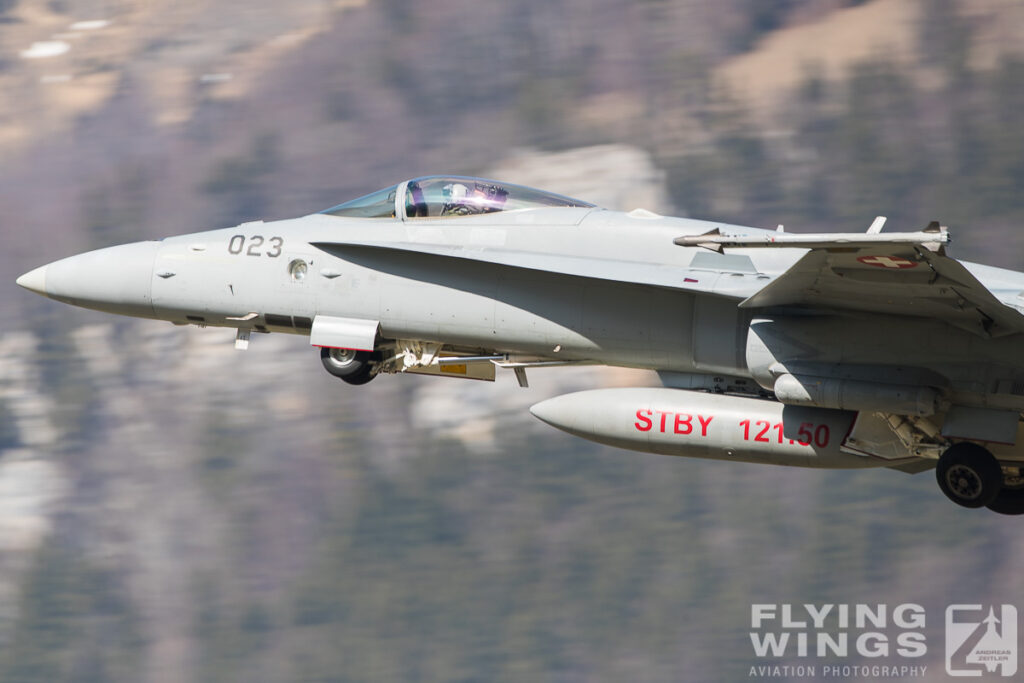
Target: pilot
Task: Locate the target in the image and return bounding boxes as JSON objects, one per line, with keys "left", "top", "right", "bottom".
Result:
{"left": 441, "top": 182, "right": 472, "bottom": 216}
{"left": 441, "top": 181, "right": 509, "bottom": 215}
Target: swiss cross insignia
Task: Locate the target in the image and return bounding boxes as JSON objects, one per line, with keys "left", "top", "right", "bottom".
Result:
{"left": 856, "top": 255, "right": 918, "bottom": 269}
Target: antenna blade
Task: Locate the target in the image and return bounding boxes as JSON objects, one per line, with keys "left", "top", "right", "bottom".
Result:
{"left": 867, "top": 216, "right": 887, "bottom": 234}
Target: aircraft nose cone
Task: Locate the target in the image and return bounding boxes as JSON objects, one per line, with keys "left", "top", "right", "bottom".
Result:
{"left": 20, "top": 241, "right": 162, "bottom": 318}
{"left": 15, "top": 265, "right": 48, "bottom": 295}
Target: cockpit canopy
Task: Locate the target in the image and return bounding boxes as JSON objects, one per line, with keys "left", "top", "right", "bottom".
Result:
{"left": 321, "top": 176, "right": 595, "bottom": 220}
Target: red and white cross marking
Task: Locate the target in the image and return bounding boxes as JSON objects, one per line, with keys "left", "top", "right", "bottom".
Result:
{"left": 856, "top": 255, "right": 918, "bottom": 269}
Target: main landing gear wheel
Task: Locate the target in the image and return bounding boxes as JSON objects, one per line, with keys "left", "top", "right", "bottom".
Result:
{"left": 983, "top": 483, "right": 1024, "bottom": 516}
{"left": 320, "top": 347, "right": 376, "bottom": 385}
{"left": 935, "top": 442, "right": 1003, "bottom": 509}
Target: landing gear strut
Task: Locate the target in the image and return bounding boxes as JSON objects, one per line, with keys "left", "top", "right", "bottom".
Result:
{"left": 320, "top": 347, "right": 376, "bottom": 385}
{"left": 935, "top": 442, "right": 1003, "bottom": 508}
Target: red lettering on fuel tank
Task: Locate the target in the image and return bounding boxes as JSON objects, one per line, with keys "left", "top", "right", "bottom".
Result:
{"left": 737, "top": 419, "right": 829, "bottom": 447}
{"left": 697, "top": 414, "right": 713, "bottom": 436}
{"left": 635, "top": 410, "right": 713, "bottom": 437}
{"left": 674, "top": 413, "right": 693, "bottom": 435}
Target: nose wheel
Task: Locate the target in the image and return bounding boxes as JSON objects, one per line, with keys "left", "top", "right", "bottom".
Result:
{"left": 935, "top": 442, "right": 1003, "bottom": 508}
{"left": 320, "top": 347, "right": 376, "bottom": 385}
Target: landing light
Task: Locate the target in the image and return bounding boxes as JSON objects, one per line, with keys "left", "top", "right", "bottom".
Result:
{"left": 289, "top": 259, "right": 308, "bottom": 282}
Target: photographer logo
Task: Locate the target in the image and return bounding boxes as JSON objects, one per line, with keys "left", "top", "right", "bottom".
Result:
{"left": 945, "top": 605, "right": 1017, "bottom": 677}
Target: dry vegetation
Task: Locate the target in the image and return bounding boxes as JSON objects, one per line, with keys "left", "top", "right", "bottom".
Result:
{"left": 2, "top": 1, "right": 1024, "bottom": 681}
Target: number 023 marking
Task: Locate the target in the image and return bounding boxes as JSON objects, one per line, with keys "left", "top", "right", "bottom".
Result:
{"left": 228, "top": 235, "right": 283, "bottom": 258}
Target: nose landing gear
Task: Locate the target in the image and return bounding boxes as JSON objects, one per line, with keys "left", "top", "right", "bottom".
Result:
{"left": 320, "top": 347, "right": 377, "bottom": 385}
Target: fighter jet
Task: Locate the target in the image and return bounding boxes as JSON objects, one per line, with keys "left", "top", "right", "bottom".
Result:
{"left": 16, "top": 175, "right": 1024, "bottom": 514}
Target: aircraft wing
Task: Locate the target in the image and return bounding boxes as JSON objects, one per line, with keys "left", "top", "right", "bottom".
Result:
{"left": 675, "top": 223, "right": 1024, "bottom": 337}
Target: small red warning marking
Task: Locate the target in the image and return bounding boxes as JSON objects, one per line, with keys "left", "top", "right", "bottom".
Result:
{"left": 856, "top": 255, "right": 917, "bottom": 269}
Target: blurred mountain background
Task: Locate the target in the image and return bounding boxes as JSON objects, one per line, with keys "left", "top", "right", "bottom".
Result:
{"left": 1, "top": 0, "right": 1024, "bottom": 681}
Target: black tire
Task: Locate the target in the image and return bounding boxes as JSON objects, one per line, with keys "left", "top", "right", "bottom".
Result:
{"left": 986, "top": 486, "right": 1024, "bottom": 515}
{"left": 320, "top": 347, "right": 376, "bottom": 385}
{"left": 936, "top": 443, "right": 1003, "bottom": 508}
